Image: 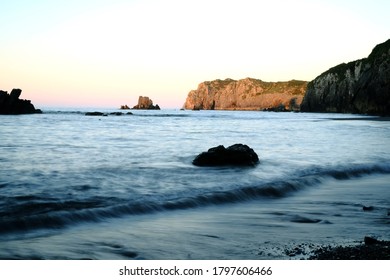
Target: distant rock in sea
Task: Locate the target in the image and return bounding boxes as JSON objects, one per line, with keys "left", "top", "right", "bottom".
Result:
{"left": 301, "top": 39, "right": 390, "bottom": 116}
{"left": 0, "top": 88, "right": 42, "bottom": 114}
{"left": 183, "top": 78, "right": 307, "bottom": 111}
{"left": 132, "top": 96, "right": 160, "bottom": 110}
{"left": 85, "top": 111, "right": 133, "bottom": 116}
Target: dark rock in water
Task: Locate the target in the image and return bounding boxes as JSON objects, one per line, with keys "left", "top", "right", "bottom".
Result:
{"left": 363, "top": 205, "right": 374, "bottom": 211}
{"left": 85, "top": 112, "right": 106, "bottom": 116}
{"left": 192, "top": 144, "right": 259, "bottom": 167}
{"left": 119, "top": 250, "right": 138, "bottom": 259}
{"left": 86, "top": 111, "right": 133, "bottom": 116}
{"left": 0, "top": 88, "right": 42, "bottom": 114}
{"left": 290, "top": 215, "right": 322, "bottom": 223}
{"left": 364, "top": 236, "right": 380, "bottom": 245}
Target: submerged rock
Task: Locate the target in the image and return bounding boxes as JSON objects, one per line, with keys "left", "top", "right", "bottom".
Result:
{"left": 85, "top": 112, "right": 106, "bottom": 116}
{"left": 192, "top": 144, "right": 259, "bottom": 167}
{"left": 363, "top": 205, "right": 374, "bottom": 211}
{"left": 85, "top": 111, "right": 133, "bottom": 116}
{"left": 0, "top": 88, "right": 42, "bottom": 114}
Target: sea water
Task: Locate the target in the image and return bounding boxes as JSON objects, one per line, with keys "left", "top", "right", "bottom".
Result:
{"left": 0, "top": 109, "right": 389, "bottom": 259}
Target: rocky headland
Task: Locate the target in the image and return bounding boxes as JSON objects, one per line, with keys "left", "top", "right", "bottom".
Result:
{"left": 132, "top": 96, "right": 160, "bottom": 110}
{"left": 301, "top": 39, "right": 390, "bottom": 116}
{"left": 183, "top": 78, "right": 307, "bottom": 111}
{"left": 0, "top": 88, "right": 42, "bottom": 114}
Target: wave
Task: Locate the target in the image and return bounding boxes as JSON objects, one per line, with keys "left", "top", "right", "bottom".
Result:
{"left": 1, "top": 163, "right": 389, "bottom": 235}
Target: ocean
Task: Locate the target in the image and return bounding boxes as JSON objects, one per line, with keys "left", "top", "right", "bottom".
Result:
{"left": 0, "top": 109, "right": 389, "bottom": 259}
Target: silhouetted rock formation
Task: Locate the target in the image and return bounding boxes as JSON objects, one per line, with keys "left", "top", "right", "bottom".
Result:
{"left": 183, "top": 78, "right": 307, "bottom": 111}
{"left": 132, "top": 96, "right": 160, "bottom": 110}
{"left": 0, "top": 89, "right": 42, "bottom": 114}
{"left": 193, "top": 144, "right": 259, "bottom": 167}
{"left": 301, "top": 39, "right": 390, "bottom": 116}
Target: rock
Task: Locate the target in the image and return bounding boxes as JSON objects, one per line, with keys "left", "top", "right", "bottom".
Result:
{"left": 363, "top": 205, "right": 374, "bottom": 211}
{"left": 364, "top": 236, "right": 380, "bottom": 245}
{"left": 192, "top": 144, "right": 259, "bottom": 167}
{"left": 290, "top": 215, "right": 322, "bottom": 223}
{"left": 85, "top": 111, "right": 133, "bottom": 116}
{"left": 183, "top": 78, "right": 307, "bottom": 111}
{"left": 85, "top": 112, "right": 106, "bottom": 116}
{"left": 301, "top": 39, "right": 390, "bottom": 116}
{"left": 132, "top": 96, "right": 160, "bottom": 110}
{"left": 0, "top": 88, "right": 42, "bottom": 114}
{"left": 309, "top": 238, "right": 390, "bottom": 260}
{"left": 120, "top": 105, "right": 130, "bottom": 109}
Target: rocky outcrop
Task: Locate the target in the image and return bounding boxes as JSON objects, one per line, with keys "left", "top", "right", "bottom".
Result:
{"left": 193, "top": 144, "right": 259, "bottom": 167}
{"left": 132, "top": 96, "right": 160, "bottom": 110}
{"left": 0, "top": 89, "right": 42, "bottom": 114}
{"left": 183, "top": 78, "right": 307, "bottom": 111}
{"left": 85, "top": 111, "right": 133, "bottom": 116}
{"left": 301, "top": 39, "right": 390, "bottom": 116}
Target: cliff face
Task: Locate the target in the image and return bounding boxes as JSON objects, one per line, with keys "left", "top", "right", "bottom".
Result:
{"left": 301, "top": 39, "right": 390, "bottom": 116}
{"left": 183, "top": 78, "right": 307, "bottom": 111}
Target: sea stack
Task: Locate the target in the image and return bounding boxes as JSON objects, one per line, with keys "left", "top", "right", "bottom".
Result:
{"left": 132, "top": 96, "right": 160, "bottom": 110}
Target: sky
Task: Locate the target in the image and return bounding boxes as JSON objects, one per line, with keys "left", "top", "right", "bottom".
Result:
{"left": 1, "top": 0, "right": 389, "bottom": 108}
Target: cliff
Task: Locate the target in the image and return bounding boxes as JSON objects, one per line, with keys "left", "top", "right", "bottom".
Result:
{"left": 183, "top": 78, "right": 308, "bottom": 111}
{"left": 301, "top": 39, "right": 390, "bottom": 116}
{"left": 0, "top": 88, "right": 42, "bottom": 114}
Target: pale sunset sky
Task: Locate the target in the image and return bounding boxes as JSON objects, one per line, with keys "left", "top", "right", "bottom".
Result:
{"left": 1, "top": 0, "right": 389, "bottom": 108}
